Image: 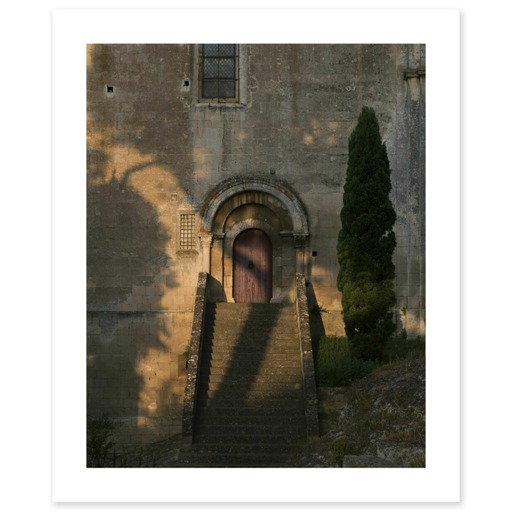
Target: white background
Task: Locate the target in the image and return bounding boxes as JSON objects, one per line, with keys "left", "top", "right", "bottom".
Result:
{"left": 2, "top": 0, "right": 509, "bottom": 510}
{"left": 53, "top": 7, "right": 459, "bottom": 503}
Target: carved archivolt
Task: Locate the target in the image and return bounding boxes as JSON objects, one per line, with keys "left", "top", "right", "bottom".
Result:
{"left": 200, "top": 175, "right": 309, "bottom": 237}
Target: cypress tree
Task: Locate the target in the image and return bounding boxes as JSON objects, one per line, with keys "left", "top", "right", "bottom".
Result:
{"left": 337, "top": 107, "right": 396, "bottom": 360}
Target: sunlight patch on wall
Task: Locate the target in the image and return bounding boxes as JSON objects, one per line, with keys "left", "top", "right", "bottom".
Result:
{"left": 302, "top": 133, "right": 314, "bottom": 145}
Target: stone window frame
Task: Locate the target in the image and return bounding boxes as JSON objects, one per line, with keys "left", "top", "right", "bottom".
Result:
{"left": 192, "top": 44, "right": 248, "bottom": 108}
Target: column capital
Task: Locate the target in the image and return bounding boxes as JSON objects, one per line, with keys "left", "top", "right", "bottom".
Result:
{"left": 293, "top": 233, "right": 309, "bottom": 248}
{"left": 198, "top": 234, "right": 213, "bottom": 248}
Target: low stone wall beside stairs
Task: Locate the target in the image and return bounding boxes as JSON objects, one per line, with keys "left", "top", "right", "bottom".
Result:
{"left": 295, "top": 273, "right": 320, "bottom": 438}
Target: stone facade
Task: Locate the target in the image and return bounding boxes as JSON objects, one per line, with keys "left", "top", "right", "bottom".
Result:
{"left": 87, "top": 44, "right": 425, "bottom": 448}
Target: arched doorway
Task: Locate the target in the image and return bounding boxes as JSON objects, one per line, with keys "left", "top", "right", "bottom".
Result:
{"left": 233, "top": 229, "right": 272, "bottom": 303}
{"left": 200, "top": 176, "right": 309, "bottom": 302}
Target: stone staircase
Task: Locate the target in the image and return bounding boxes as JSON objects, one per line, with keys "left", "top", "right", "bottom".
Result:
{"left": 180, "top": 302, "right": 307, "bottom": 467}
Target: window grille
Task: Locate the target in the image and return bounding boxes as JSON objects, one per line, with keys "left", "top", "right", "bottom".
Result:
{"left": 201, "top": 44, "right": 238, "bottom": 101}
{"left": 179, "top": 214, "right": 195, "bottom": 250}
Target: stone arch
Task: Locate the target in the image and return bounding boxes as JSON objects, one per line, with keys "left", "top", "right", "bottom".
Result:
{"left": 199, "top": 176, "right": 309, "bottom": 302}
{"left": 201, "top": 176, "right": 309, "bottom": 235}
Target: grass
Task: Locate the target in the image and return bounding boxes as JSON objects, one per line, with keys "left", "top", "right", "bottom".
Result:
{"left": 333, "top": 350, "right": 426, "bottom": 467}
{"left": 313, "top": 334, "right": 426, "bottom": 467}
{"left": 382, "top": 334, "right": 425, "bottom": 361}
{"left": 314, "top": 333, "right": 425, "bottom": 387}
{"left": 313, "top": 336, "right": 377, "bottom": 386}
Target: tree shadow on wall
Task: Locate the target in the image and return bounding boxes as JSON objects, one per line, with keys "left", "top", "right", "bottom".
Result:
{"left": 87, "top": 44, "right": 195, "bottom": 195}
{"left": 87, "top": 44, "right": 243, "bottom": 461}
{"left": 87, "top": 147, "right": 177, "bottom": 462}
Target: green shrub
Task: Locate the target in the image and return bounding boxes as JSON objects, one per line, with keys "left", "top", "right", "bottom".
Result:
{"left": 314, "top": 336, "right": 377, "bottom": 386}
{"left": 382, "top": 335, "right": 426, "bottom": 362}
{"left": 87, "top": 415, "right": 116, "bottom": 467}
{"left": 313, "top": 333, "right": 425, "bottom": 388}
{"left": 331, "top": 437, "right": 348, "bottom": 465}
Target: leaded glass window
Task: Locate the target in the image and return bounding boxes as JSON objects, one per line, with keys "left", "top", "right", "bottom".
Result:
{"left": 179, "top": 214, "right": 195, "bottom": 250}
{"left": 201, "top": 44, "right": 238, "bottom": 101}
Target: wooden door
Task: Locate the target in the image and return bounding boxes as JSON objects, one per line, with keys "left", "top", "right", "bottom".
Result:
{"left": 233, "top": 229, "right": 272, "bottom": 303}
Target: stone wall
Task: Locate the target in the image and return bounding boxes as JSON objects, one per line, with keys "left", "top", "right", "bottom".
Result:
{"left": 87, "top": 43, "right": 425, "bottom": 447}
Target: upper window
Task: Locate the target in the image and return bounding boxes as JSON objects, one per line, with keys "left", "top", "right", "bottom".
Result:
{"left": 201, "top": 44, "right": 239, "bottom": 102}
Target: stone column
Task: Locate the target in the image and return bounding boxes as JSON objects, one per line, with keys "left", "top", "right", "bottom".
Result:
{"left": 211, "top": 233, "right": 225, "bottom": 276}
{"left": 198, "top": 234, "right": 213, "bottom": 274}
{"left": 294, "top": 233, "right": 308, "bottom": 276}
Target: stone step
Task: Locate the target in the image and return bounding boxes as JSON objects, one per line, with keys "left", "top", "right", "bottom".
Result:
{"left": 205, "top": 356, "right": 302, "bottom": 368}
{"left": 206, "top": 347, "right": 299, "bottom": 356}
{"left": 207, "top": 324, "right": 294, "bottom": 332}
{"left": 207, "top": 340, "right": 298, "bottom": 350}
{"left": 209, "top": 323, "right": 296, "bottom": 331}
{"left": 210, "top": 314, "right": 296, "bottom": 321}
{"left": 193, "top": 398, "right": 304, "bottom": 417}
{"left": 203, "top": 367, "right": 303, "bottom": 378}
{"left": 203, "top": 345, "right": 300, "bottom": 356}
{"left": 200, "top": 379, "right": 303, "bottom": 392}
{"left": 201, "top": 377, "right": 303, "bottom": 388}
{"left": 200, "top": 369, "right": 302, "bottom": 380}
{"left": 209, "top": 326, "right": 297, "bottom": 335}
{"left": 211, "top": 302, "right": 295, "bottom": 311}
{"left": 203, "top": 353, "right": 302, "bottom": 365}
{"left": 202, "top": 365, "right": 303, "bottom": 375}
{"left": 208, "top": 335, "right": 298, "bottom": 345}
{"left": 195, "top": 397, "right": 304, "bottom": 409}
{"left": 181, "top": 442, "right": 300, "bottom": 456}
{"left": 179, "top": 440, "right": 295, "bottom": 449}
{"left": 209, "top": 331, "right": 297, "bottom": 339}
{"left": 202, "top": 355, "right": 301, "bottom": 366}
{"left": 198, "top": 387, "right": 304, "bottom": 400}
{"left": 203, "top": 355, "right": 300, "bottom": 365}
{"left": 194, "top": 415, "right": 304, "bottom": 427}
{"left": 206, "top": 320, "right": 296, "bottom": 332}
{"left": 211, "top": 316, "right": 296, "bottom": 324}
{"left": 206, "top": 360, "right": 298, "bottom": 370}
{"left": 193, "top": 405, "right": 304, "bottom": 418}
{"left": 209, "top": 306, "right": 295, "bottom": 315}
{"left": 210, "top": 309, "right": 296, "bottom": 319}
{"left": 206, "top": 312, "right": 295, "bottom": 325}
{"left": 199, "top": 380, "right": 303, "bottom": 398}
{"left": 178, "top": 452, "right": 296, "bottom": 467}
{"left": 193, "top": 425, "right": 306, "bottom": 439}
{"left": 203, "top": 367, "right": 302, "bottom": 377}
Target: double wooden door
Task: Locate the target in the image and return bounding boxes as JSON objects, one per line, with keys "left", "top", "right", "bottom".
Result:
{"left": 233, "top": 229, "right": 272, "bottom": 303}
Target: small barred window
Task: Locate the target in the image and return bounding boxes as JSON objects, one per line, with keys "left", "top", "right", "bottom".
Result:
{"left": 201, "top": 44, "right": 239, "bottom": 101}
{"left": 179, "top": 214, "right": 195, "bottom": 250}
